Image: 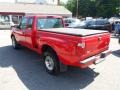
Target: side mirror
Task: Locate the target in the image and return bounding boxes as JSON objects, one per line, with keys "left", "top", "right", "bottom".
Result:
{"left": 17, "top": 25, "right": 21, "bottom": 29}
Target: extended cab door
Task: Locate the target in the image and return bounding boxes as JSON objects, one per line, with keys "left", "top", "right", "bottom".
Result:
{"left": 24, "top": 17, "right": 34, "bottom": 48}
{"left": 14, "top": 17, "right": 27, "bottom": 45}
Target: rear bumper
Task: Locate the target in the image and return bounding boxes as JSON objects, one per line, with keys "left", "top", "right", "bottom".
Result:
{"left": 80, "top": 49, "right": 111, "bottom": 68}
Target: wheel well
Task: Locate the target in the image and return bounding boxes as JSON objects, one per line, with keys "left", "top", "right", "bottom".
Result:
{"left": 42, "top": 45, "right": 57, "bottom": 56}
{"left": 41, "top": 45, "right": 67, "bottom": 72}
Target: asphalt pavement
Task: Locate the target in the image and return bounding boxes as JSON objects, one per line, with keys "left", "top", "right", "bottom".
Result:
{"left": 0, "top": 30, "right": 120, "bottom": 90}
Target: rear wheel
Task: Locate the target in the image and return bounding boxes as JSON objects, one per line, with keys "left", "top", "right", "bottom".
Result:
{"left": 43, "top": 51, "right": 60, "bottom": 75}
{"left": 11, "top": 36, "right": 19, "bottom": 49}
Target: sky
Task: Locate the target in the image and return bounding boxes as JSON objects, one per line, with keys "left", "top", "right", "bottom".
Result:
{"left": 0, "top": 0, "right": 68, "bottom": 3}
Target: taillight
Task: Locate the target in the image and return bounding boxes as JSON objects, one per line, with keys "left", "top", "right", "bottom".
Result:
{"left": 77, "top": 42, "right": 86, "bottom": 49}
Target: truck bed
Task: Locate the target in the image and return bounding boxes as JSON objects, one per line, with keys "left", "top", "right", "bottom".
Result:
{"left": 37, "top": 27, "right": 110, "bottom": 63}
{"left": 38, "top": 28, "right": 108, "bottom": 36}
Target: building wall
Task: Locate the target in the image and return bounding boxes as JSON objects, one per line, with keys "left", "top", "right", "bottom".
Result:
{"left": 0, "top": 0, "right": 15, "bottom": 3}
{"left": 18, "top": 0, "right": 58, "bottom": 5}
{"left": 0, "top": 0, "right": 58, "bottom": 5}
{"left": 46, "top": 0, "right": 58, "bottom": 5}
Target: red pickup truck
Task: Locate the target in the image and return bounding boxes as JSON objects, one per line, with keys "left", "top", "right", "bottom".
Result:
{"left": 11, "top": 15, "right": 111, "bottom": 75}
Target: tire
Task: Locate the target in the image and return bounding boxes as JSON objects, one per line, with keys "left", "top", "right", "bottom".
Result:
{"left": 43, "top": 50, "right": 60, "bottom": 75}
{"left": 11, "top": 36, "right": 19, "bottom": 49}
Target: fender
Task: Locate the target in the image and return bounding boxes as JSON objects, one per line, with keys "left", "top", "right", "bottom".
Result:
{"left": 40, "top": 36, "right": 76, "bottom": 55}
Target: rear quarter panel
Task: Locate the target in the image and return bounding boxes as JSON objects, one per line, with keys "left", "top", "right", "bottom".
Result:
{"left": 36, "top": 30, "right": 82, "bottom": 64}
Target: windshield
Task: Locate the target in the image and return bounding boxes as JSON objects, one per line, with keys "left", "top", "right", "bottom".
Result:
{"left": 37, "top": 18, "right": 64, "bottom": 29}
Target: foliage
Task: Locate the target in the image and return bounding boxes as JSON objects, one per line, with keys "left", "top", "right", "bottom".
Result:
{"left": 65, "top": 0, "right": 77, "bottom": 16}
{"left": 95, "top": 0, "right": 119, "bottom": 17}
{"left": 65, "top": 0, "right": 120, "bottom": 17}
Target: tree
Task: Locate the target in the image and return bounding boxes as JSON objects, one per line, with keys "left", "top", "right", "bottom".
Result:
{"left": 65, "top": 0, "right": 97, "bottom": 17}
{"left": 65, "top": 0, "right": 120, "bottom": 17}
{"left": 95, "top": 0, "right": 119, "bottom": 17}
{"left": 78, "top": 0, "right": 96, "bottom": 17}
{"left": 65, "top": 0, "right": 77, "bottom": 16}
{"left": 59, "top": 1, "right": 65, "bottom": 6}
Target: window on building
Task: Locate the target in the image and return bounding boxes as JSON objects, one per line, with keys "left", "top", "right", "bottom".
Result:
{"left": 12, "top": 15, "right": 19, "bottom": 24}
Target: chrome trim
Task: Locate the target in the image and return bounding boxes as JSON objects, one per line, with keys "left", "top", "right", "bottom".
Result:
{"left": 80, "top": 49, "right": 111, "bottom": 64}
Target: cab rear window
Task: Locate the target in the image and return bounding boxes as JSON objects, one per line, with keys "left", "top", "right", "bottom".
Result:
{"left": 37, "top": 18, "right": 64, "bottom": 29}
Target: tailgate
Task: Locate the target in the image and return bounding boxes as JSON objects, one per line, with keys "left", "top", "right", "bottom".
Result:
{"left": 77, "top": 32, "right": 110, "bottom": 59}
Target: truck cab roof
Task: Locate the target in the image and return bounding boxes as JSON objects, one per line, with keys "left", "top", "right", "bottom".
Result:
{"left": 24, "top": 15, "right": 63, "bottom": 18}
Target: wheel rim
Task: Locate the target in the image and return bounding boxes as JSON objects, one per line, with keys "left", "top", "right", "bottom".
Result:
{"left": 45, "top": 56, "right": 54, "bottom": 71}
{"left": 12, "top": 37, "right": 15, "bottom": 48}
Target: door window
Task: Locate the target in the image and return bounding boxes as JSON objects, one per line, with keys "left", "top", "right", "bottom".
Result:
{"left": 19, "top": 17, "right": 27, "bottom": 29}
{"left": 27, "top": 18, "right": 33, "bottom": 29}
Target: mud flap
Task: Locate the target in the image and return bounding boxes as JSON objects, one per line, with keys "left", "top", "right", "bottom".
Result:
{"left": 60, "top": 62, "right": 68, "bottom": 72}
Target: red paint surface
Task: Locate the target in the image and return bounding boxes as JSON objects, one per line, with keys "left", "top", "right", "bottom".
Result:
{"left": 11, "top": 15, "right": 110, "bottom": 68}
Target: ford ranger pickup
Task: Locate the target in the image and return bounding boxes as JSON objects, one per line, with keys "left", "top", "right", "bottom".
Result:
{"left": 11, "top": 15, "right": 111, "bottom": 75}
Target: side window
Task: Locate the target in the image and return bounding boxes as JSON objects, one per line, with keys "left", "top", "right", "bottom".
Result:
{"left": 19, "top": 17, "right": 27, "bottom": 29}
{"left": 68, "top": 20, "right": 71, "bottom": 23}
{"left": 96, "top": 21, "right": 102, "bottom": 25}
{"left": 37, "top": 18, "right": 46, "bottom": 29}
{"left": 87, "top": 21, "right": 92, "bottom": 26}
{"left": 90, "top": 21, "right": 95, "bottom": 25}
{"left": 37, "top": 18, "right": 64, "bottom": 29}
{"left": 28, "top": 18, "right": 33, "bottom": 29}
